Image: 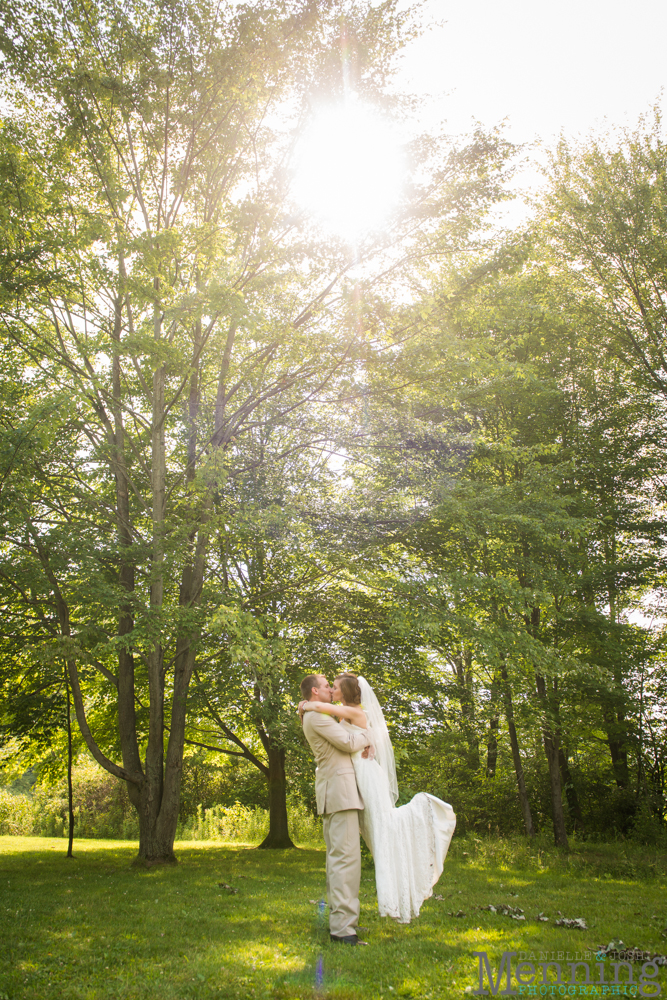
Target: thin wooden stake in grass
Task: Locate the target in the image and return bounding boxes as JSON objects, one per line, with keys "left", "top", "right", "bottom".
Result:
{"left": 65, "top": 664, "right": 74, "bottom": 860}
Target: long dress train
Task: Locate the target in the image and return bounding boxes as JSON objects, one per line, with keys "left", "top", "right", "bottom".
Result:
{"left": 343, "top": 718, "right": 456, "bottom": 924}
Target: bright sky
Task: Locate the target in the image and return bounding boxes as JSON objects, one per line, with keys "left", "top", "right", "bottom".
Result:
{"left": 397, "top": 0, "right": 667, "bottom": 144}
{"left": 293, "top": 0, "right": 667, "bottom": 238}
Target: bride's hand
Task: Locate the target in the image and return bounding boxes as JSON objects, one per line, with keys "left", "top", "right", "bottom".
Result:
{"left": 300, "top": 701, "right": 317, "bottom": 712}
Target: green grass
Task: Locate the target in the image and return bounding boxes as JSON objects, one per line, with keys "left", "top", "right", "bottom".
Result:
{"left": 1, "top": 833, "right": 666, "bottom": 999}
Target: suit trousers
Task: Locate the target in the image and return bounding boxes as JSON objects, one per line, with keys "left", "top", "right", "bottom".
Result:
{"left": 322, "top": 809, "right": 361, "bottom": 937}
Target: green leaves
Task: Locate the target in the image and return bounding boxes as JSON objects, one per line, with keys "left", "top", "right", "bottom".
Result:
{"left": 210, "top": 604, "right": 286, "bottom": 675}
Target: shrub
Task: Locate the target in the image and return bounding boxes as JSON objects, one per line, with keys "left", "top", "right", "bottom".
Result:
{"left": 0, "top": 789, "right": 34, "bottom": 835}
{"left": 178, "top": 752, "right": 269, "bottom": 821}
{"left": 0, "top": 759, "right": 322, "bottom": 847}
{"left": 175, "top": 797, "right": 323, "bottom": 846}
{"left": 286, "top": 798, "right": 324, "bottom": 846}
{"left": 176, "top": 802, "right": 269, "bottom": 842}
{"left": 629, "top": 798, "right": 667, "bottom": 846}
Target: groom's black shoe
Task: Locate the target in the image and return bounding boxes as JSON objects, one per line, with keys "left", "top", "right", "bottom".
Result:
{"left": 330, "top": 933, "right": 358, "bottom": 946}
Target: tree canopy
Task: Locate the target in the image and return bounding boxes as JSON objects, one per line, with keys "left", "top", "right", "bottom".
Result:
{"left": 0, "top": 4, "right": 665, "bottom": 857}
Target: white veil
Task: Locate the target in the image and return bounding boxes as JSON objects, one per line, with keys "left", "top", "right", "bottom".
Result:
{"left": 358, "top": 676, "right": 399, "bottom": 804}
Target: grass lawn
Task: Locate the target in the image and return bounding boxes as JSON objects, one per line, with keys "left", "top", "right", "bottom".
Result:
{"left": 1, "top": 833, "right": 666, "bottom": 1000}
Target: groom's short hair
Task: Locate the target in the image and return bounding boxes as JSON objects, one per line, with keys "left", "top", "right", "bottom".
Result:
{"left": 300, "top": 674, "right": 324, "bottom": 700}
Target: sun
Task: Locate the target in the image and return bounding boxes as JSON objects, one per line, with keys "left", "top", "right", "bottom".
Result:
{"left": 291, "top": 100, "right": 404, "bottom": 241}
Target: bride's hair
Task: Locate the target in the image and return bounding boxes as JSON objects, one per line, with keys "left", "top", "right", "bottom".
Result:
{"left": 335, "top": 673, "right": 362, "bottom": 705}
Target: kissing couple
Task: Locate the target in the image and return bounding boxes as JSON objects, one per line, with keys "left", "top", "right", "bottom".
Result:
{"left": 299, "top": 671, "right": 456, "bottom": 944}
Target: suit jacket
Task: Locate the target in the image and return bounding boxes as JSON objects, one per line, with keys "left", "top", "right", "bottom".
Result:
{"left": 302, "top": 711, "right": 373, "bottom": 815}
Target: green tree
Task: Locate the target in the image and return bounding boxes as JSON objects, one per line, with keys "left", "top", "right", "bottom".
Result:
{"left": 346, "top": 239, "right": 666, "bottom": 843}
{"left": 0, "top": 0, "right": 420, "bottom": 861}
{"left": 0, "top": 0, "right": 513, "bottom": 859}
{"left": 544, "top": 110, "right": 667, "bottom": 410}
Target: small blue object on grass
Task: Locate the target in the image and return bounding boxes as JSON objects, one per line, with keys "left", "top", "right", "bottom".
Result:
{"left": 315, "top": 898, "right": 326, "bottom": 989}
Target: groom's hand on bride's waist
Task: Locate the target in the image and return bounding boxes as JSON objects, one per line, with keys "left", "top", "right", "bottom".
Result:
{"left": 361, "top": 744, "right": 375, "bottom": 760}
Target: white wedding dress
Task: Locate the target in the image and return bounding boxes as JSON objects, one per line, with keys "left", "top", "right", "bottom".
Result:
{"left": 343, "top": 678, "right": 457, "bottom": 924}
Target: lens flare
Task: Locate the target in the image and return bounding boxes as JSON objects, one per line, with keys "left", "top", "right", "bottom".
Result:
{"left": 292, "top": 100, "right": 403, "bottom": 240}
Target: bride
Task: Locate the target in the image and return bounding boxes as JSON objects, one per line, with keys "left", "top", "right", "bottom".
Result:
{"left": 301, "top": 672, "right": 456, "bottom": 924}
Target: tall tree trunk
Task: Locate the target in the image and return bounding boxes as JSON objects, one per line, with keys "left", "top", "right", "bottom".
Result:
{"left": 138, "top": 313, "right": 209, "bottom": 861}
{"left": 65, "top": 666, "right": 74, "bottom": 859}
{"left": 535, "top": 674, "right": 568, "bottom": 848}
{"left": 126, "top": 297, "right": 209, "bottom": 864}
{"left": 111, "top": 279, "right": 144, "bottom": 822}
{"left": 136, "top": 815, "right": 180, "bottom": 863}
{"left": 259, "top": 743, "right": 295, "bottom": 849}
{"left": 500, "top": 663, "right": 535, "bottom": 837}
{"left": 454, "top": 648, "right": 480, "bottom": 772}
{"left": 133, "top": 297, "right": 170, "bottom": 863}
{"left": 486, "top": 671, "right": 500, "bottom": 778}
{"left": 131, "top": 643, "right": 200, "bottom": 863}
{"left": 542, "top": 728, "right": 568, "bottom": 848}
{"left": 486, "top": 717, "right": 499, "bottom": 778}
{"left": 603, "top": 706, "right": 631, "bottom": 788}
{"left": 602, "top": 533, "right": 631, "bottom": 790}
{"left": 559, "top": 746, "right": 583, "bottom": 828}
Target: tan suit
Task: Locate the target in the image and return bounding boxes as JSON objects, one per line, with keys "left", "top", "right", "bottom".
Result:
{"left": 303, "top": 711, "right": 373, "bottom": 938}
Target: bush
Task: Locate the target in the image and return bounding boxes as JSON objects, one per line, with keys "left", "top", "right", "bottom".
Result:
{"left": 394, "top": 725, "right": 667, "bottom": 842}
{"left": 29, "top": 761, "right": 138, "bottom": 839}
{"left": 286, "top": 798, "right": 324, "bottom": 846}
{"left": 178, "top": 752, "right": 269, "bottom": 821}
{"left": 176, "top": 802, "right": 269, "bottom": 842}
{"left": 0, "top": 758, "right": 322, "bottom": 846}
{"left": 175, "top": 797, "right": 323, "bottom": 846}
{"left": 0, "top": 789, "right": 34, "bottom": 835}
{"left": 629, "top": 798, "right": 667, "bottom": 846}
{"left": 0, "top": 760, "right": 138, "bottom": 839}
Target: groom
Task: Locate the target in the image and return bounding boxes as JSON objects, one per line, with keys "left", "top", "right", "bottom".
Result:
{"left": 299, "top": 673, "right": 374, "bottom": 946}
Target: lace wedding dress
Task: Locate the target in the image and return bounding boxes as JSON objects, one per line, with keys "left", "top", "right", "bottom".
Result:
{"left": 344, "top": 678, "right": 456, "bottom": 924}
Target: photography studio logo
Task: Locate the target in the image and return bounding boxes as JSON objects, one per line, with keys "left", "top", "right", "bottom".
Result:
{"left": 471, "top": 950, "right": 662, "bottom": 997}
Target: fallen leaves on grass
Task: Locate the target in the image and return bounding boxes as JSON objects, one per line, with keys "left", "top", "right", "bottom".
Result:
{"left": 595, "top": 941, "right": 667, "bottom": 966}
{"left": 480, "top": 904, "right": 525, "bottom": 921}
{"left": 448, "top": 909, "right": 466, "bottom": 918}
{"left": 554, "top": 916, "right": 587, "bottom": 930}
{"left": 217, "top": 882, "right": 238, "bottom": 894}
